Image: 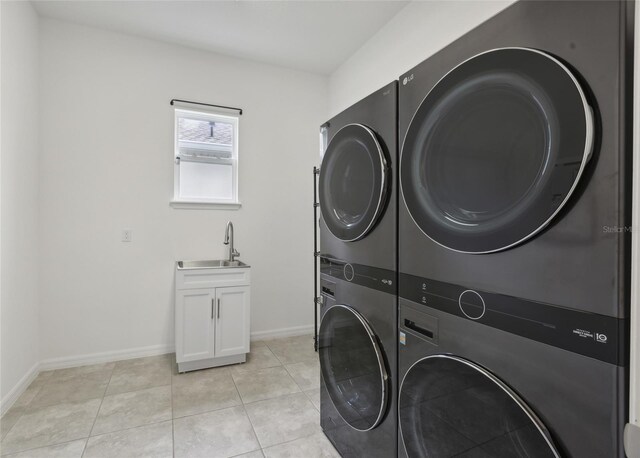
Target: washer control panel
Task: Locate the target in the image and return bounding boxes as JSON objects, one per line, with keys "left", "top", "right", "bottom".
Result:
{"left": 458, "top": 290, "right": 486, "bottom": 320}
{"left": 399, "top": 272, "right": 625, "bottom": 366}
{"left": 320, "top": 256, "right": 395, "bottom": 295}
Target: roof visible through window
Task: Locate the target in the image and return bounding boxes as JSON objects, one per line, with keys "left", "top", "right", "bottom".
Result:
{"left": 178, "top": 117, "right": 233, "bottom": 145}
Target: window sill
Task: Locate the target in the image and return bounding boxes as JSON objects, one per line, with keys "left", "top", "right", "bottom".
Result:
{"left": 170, "top": 200, "right": 242, "bottom": 210}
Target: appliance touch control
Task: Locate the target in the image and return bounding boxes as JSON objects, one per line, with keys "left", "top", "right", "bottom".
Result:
{"left": 343, "top": 263, "right": 355, "bottom": 282}
{"left": 458, "top": 290, "right": 486, "bottom": 320}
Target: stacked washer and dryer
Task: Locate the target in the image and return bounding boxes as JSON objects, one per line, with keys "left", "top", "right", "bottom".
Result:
{"left": 318, "top": 1, "right": 633, "bottom": 457}
{"left": 317, "top": 82, "right": 398, "bottom": 458}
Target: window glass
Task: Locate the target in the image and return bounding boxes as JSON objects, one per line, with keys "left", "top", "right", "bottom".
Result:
{"left": 178, "top": 117, "right": 233, "bottom": 145}
{"left": 179, "top": 162, "right": 233, "bottom": 200}
{"left": 173, "top": 108, "right": 239, "bottom": 204}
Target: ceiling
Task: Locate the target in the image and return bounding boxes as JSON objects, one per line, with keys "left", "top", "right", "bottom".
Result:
{"left": 32, "top": 0, "right": 409, "bottom": 75}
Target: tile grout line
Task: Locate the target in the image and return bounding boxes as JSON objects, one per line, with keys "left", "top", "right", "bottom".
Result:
{"left": 99, "top": 382, "right": 172, "bottom": 399}
{"left": 230, "top": 371, "right": 249, "bottom": 405}
{"left": 83, "top": 358, "right": 173, "bottom": 456}
{"left": 282, "top": 349, "right": 320, "bottom": 397}
{"left": 2, "top": 358, "right": 174, "bottom": 456}
{"left": 234, "top": 389, "right": 310, "bottom": 411}
{"left": 230, "top": 369, "right": 262, "bottom": 454}
{"left": 17, "top": 395, "right": 104, "bottom": 414}
{"left": 24, "top": 364, "right": 118, "bottom": 412}
{"left": 238, "top": 357, "right": 321, "bottom": 455}
{"left": 4, "top": 338, "right": 316, "bottom": 456}
{"left": 19, "top": 378, "right": 171, "bottom": 417}
{"left": 240, "top": 391, "right": 320, "bottom": 449}
{"left": 0, "top": 408, "right": 26, "bottom": 444}
{"left": 263, "top": 337, "right": 294, "bottom": 366}
{"left": 230, "top": 345, "right": 319, "bottom": 408}
{"left": 2, "top": 421, "right": 176, "bottom": 458}
{"left": 2, "top": 366, "right": 115, "bottom": 457}
{"left": 82, "top": 364, "right": 116, "bottom": 456}
{"left": 81, "top": 360, "right": 173, "bottom": 440}
{"left": 0, "top": 437, "right": 88, "bottom": 457}
{"left": 302, "top": 389, "right": 320, "bottom": 413}
{"left": 237, "top": 404, "right": 263, "bottom": 455}
{"left": 104, "top": 357, "right": 173, "bottom": 397}
{"left": 259, "top": 338, "right": 322, "bottom": 452}
{"left": 79, "top": 419, "right": 173, "bottom": 441}
{"left": 0, "top": 371, "right": 52, "bottom": 443}
{"left": 264, "top": 335, "right": 318, "bottom": 367}
{"left": 260, "top": 428, "right": 325, "bottom": 455}
{"left": 2, "top": 423, "right": 323, "bottom": 458}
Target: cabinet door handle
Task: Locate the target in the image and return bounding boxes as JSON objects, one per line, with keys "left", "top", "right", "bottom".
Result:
{"left": 217, "top": 298, "right": 220, "bottom": 319}
{"left": 211, "top": 298, "right": 214, "bottom": 319}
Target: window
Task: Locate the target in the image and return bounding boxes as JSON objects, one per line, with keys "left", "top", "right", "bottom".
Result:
{"left": 172, "top": 107, "right": 240, "bottom": 208}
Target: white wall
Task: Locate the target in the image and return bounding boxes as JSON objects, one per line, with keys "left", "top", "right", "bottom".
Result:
{"left": 1, "top": 1, "right": 41, "bottom": 407}
{"left": 38, "top": 18, "right": 327, "bottom": 363}
{"left": 328, "top": 0, "right": 513, "bottom": 116}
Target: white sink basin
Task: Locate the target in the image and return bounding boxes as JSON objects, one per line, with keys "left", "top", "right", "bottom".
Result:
{"left": 177, "top": 260, "right": 249, "bottom": 270}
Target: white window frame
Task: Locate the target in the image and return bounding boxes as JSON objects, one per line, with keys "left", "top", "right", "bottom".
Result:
{"left": 170, "top": 107, "right": 241, "bottom": 209}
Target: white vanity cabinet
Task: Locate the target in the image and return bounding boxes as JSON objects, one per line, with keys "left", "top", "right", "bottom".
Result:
{"left": 175, "top": 263, "right": 250, "bottom": 372}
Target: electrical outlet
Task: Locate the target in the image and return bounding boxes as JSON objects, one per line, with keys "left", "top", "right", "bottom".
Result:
{"left": 121, "top": 229, "right": 132, "bottom": 242}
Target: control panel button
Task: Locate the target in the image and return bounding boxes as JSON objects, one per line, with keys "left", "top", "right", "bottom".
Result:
{"left": 343, "top": 263, "right": 355, "bottom": 282}
{"left": 458, "top": 290, "right": 486, "bottom": 320}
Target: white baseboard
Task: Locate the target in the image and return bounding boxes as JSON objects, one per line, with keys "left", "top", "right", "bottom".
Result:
{"left": 2, "top": 325, "right": 313, "bottom": 415}
{"left": 251, "top": 324, "right": 314, "bottom": 341}
{"left": 1, "top": 362, "right": 39, "bottom": 416}
{"left": 39, "top": 344, "right": 175, "bottom": 371}
{"left": 36, "top": 325, "right": 313, "bottom": 371}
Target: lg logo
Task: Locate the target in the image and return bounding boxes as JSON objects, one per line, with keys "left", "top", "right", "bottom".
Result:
{"left": 596, "top": 333, "right": 608, "bottom": 343}
{"left": 402, "top": 74, "right": 414, "bottom": 85}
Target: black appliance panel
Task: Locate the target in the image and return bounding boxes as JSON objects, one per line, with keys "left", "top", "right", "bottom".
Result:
{"left": 320, "top": 275, "right": 397, "bottom": 457}
{"left": 320, "top": 81, "right": 397, "bottom": 272}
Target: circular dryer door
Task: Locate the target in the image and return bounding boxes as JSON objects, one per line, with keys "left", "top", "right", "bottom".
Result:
{"left": 319, "top": 304, "right": 389, "bottom": 431}
{"left": 319, "top": 124, "right": 389, "bottom": 242}
{"left": 399, "top": 355, "right": 560, "bottom": 458}
{"left": 400, "top": 47, "right": 594, "bottom": 253}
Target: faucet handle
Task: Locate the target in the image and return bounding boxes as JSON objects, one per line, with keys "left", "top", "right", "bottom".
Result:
{"left": 233, "top": 249, "right": 240, "bottom": 257}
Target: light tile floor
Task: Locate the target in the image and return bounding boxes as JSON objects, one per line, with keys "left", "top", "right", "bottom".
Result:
{"left": 0, "top": 334, "right": 339, "bottom": 458}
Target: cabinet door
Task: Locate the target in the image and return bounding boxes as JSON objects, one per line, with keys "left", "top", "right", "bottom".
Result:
{"left": 175, "top": 289, "right": 215, "bottom": 363}
{"left": 215, "top": 286, "right": 250, "bottom": 358}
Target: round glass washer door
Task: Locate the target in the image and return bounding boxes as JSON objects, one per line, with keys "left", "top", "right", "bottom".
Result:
{"left": 399, "top": 355, "right": 560, "bottom": 458}
{"left": 400, "top": 47, "right": 594, "bottom": 254}
{"left": 319, "top": 124, "right": 389, "bottom": 242}
{"left": 318, "top": 304, "right": 389, "bottom": 431}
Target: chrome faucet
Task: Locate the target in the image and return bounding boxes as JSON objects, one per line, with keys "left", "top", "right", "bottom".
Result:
{"left": 223, "top": 221, "right": 240, "bottom": 262}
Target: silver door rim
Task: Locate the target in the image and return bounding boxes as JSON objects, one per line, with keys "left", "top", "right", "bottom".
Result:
{"left": 320, "top": 123, "right": 388, "bottom": 242}
{"left": 398, "top": 354, "right": 561, "bottom": 457}
{"left": 319, "top": 304, "right": 389, "bottom": 432}
{"left": 399, "top": 47, "right": 594, "bottom": 254}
